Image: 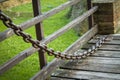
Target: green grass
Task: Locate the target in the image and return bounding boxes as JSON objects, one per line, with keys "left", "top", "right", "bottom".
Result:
{"left": 10, "top": 0, "right": 67, "bottom": 13}
{"left": 0, "top": 0, "right": 79, "bottom": 80}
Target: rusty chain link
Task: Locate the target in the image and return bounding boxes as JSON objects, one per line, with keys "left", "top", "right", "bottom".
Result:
{"left": 0, "top": 11, "right": 108, "bottom": 60}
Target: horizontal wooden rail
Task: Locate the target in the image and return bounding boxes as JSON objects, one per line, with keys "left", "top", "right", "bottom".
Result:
{"left": 0, "top": 48, "right": 39, "bottom": 75}
{"left": 42, "top": 6, "right": 98, "bottom": 44}
{"left": 0, "top": 6, "right": 98, "bottom": 74}
{"left": 30, "top": 25, "right": 98, "bottom": 80}
{"left": 0, "top": 0, "right": 81, "bottom": 42}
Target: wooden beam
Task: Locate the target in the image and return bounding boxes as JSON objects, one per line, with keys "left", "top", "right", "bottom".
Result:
{"left": 0, "top": 0, "right": 82, "bottom": 42}
{"left": 76, "top": 50, "right": 120, "bottom": 58}
{"left": 30, "top": 58, "right": 63, "bottom": 80}
{"left": 89, "top": 39, "right": 120, "bottom": 45}
{"left": 82, "top": 43, "right": 120, "bottom": 51}
{"left": 0, "top": 47, "right": 39, "bottom": 75}
{"left": 51, "top": 77, "right": 74, "bottom": 80}
{"left": 91, "top": 34, "right": 120, "bottom": 40}
{"left": 60, "top": 57, "right": 120, "bottom": 74}
{"left": 52, "top": 69, "right": 120, "bottom": 80}
{"left": 92, "top": 51, "right": 120, "bottom": 58}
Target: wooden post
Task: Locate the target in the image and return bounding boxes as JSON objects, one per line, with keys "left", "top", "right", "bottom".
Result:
{"left": 93, "top": 0, "right": 120, "bottom": 34}
{"left": 87, "top": 0, "right": 94, "bottom": 29}
{"left": 32, "top": 0, "right": 47, "bottom": 69}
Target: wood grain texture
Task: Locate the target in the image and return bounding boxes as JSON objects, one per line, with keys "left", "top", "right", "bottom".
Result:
{"left": 52, "top": 69, "right": 120, "bottom": 80}
{"left": 50, "top": 77, "right": 74, "bottom": 80}
{"left": 89, "top": 35, "right": 117, "bottom": 45}
{"left": 51, "top": 34, "right": 120, "bottom": 80}
{"left": 60, "top": 57, "right": 120, "bottom": 73}
{"left": 92, "top": 50, "right": 120, "bottom": 57}
{"left": 74, "top": 50, "right": 120, "bottom": 58}
{"left": 0, "top": 47, "right": 39, "bottom": 75}
{"left": 89, "top": 39, "right": 120, "bottom": 45}
{"left": 94, "top": 34, "right": 120, "bottom": 40}
{"left": 30, "top": 59, "right": 65, "bottom": 80}
{"left": 82, "top": 43, "right": 120, "bottom": 51}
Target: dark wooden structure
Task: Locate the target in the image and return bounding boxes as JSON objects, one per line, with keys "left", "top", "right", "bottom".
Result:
{"left": 0, "top": 0, "right": 120, "bottom": 80}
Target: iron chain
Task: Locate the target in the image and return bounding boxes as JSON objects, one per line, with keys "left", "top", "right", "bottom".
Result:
{"left": 0, "top": 11, "right": 108, "bottom": 60}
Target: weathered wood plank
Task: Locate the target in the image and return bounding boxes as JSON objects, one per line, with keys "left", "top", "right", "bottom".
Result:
{"left": 51, "top": 34, "right": 120, "bottom": 80}
{"left": 0, "top": 0, "right": 82, "bottom": 42}
{"left": 82, "top": 44, "right": 120, "bottom": 51}
{"left": 92, "top": 50, "right": 120, "bottom": 57}
{"left": 89, "top": 39, "right": 120, "bottom": 45}
{"left": 89, "top": 34, "right": 120, "bottom": 45}
{"left": 52, "top": 69, "right": 120, "bottom": 80}
{"left": 50, "top": 77, "right": 74, "bottom": 80}
{"left": 76, "top": 50, "right": 120, "bottom": 58}
{"left": 30, "top": 58, "right": 64, "bottom": 80}
{"left": 60, "top": 57, "right": 120, "bottom": 73}
{"left": 0, "top": 29, "right": 13, "bottom": 42}
{"left": 97, "top": 44, "right": 120, "bottom": 51}
{"left": 94, "top": 34, "right": 120, "bottom": 40}
{"left": 62, "top": 57, "right": 120, "bottom": 65}
{"left": 30, "top": 26, "right": 97, "bottom": 80}
{"left": 111, "top": 34, "right": 120, "bottom": 40}
{"left": 0, "top": 47, "right": 39, "bottom": 75}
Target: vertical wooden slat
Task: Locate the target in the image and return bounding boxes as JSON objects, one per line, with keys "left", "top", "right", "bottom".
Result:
{"left": 32, "top": 0, "right": 47, "bottom": 69}
{"left": 87, "top": 0, "right": 94, "bottom": 29}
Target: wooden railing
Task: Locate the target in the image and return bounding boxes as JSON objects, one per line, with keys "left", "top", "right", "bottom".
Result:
{"left": 0, "top": 0, "right": 98, "bottom": 80}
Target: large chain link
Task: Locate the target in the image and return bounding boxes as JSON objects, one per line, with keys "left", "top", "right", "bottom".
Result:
{"left": 0, "top": 11, "right": 108, "bottom": 60}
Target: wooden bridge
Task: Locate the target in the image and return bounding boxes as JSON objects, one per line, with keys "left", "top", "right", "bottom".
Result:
{"left": 0, "top": 0, "right": 120, "bottom": 80}
{"left": 50, "top": 34, "right": 120, "bottom": 80}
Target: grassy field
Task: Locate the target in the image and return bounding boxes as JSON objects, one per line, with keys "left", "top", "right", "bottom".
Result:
{"left": 0, "top": 0, "right": 79, "bottom": 80}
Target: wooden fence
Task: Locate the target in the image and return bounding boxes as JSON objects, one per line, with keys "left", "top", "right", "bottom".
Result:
{"left": 0, "top": 0, "right": 98, "bottom": 80}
